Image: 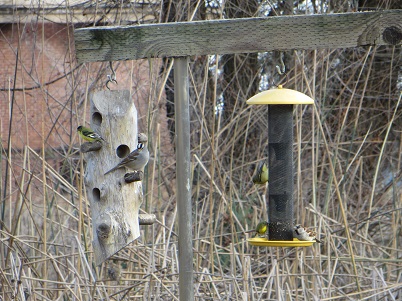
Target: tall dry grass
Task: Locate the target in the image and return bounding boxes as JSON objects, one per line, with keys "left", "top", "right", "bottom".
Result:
{"left": 1, "top": 2, "right": 402, "bottom": 301}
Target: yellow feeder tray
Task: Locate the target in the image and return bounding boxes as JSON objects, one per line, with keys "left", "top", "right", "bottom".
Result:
{"left": 246, "top": 85, "right": 314, "bottom": 105}
{"left": 248, "top": 237, "right": 316, "bottom": 247}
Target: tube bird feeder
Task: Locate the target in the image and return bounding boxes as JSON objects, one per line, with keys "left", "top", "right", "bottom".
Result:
{"left": 247, "top": 85, "right": 314, "bottom": 247}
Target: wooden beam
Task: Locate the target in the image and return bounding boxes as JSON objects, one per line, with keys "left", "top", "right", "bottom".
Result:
{"left": 74, "top": 10, "right": 402, "bottom": 63}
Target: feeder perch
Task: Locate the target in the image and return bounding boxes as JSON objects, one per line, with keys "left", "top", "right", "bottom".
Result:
{"left": 248, "top": 237, "right": 315, "bottom": 247}
{"left": 124, "top": 171, "right": 144, "bottom": 183}
{"left": 80, "top": 141, "right": 103, "bottom": 153}
{"left": 246, "top": 85, "right": 314, "bottom": 247}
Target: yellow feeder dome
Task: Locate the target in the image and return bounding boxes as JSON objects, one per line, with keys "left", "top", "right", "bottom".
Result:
{"left": 246, "top": 85, "right": 314, "bottom": 105}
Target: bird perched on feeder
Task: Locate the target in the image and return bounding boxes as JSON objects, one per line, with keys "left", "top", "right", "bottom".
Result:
{"left": 77, "top": 125, "right": 106, "bottom": 143}
{"left": 293, "top": 224, "right": 321, "bottom": 243}
{"left": 104, "top": 133, "right": 149, "bottom": 175}
{"left": 253, "top": 162, "right": 269, "bottom": 184}
{"left": 255, "top": 221, "right": 269, "bottom": 238}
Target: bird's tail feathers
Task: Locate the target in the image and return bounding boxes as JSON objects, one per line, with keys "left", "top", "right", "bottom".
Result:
{"left": 104, "top": 166, "right": 119, "bottom": 175}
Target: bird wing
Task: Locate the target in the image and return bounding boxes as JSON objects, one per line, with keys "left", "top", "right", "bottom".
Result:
{"left": 120, "top": 148, "right": 142, "bottom": 164}
{"left": 104, "top": 148, "right": 143, "bottom": 175}
{"left": 88, "top": 131, "right": 103, "bottom": 141}
{"left": 80, "top": 126, "right": 105, "bottom": 141}
{"left": 81, "top": 128, "right": 94, "bottom": 137}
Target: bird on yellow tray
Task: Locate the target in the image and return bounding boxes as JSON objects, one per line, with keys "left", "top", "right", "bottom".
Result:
{"left": 104, "top": 133, "right": 149, "bottom": 175}
{"left": 255, "top": 221, "right": 268, "bottom": 238}
{"left": 293, "top": 224, "right": 321, "bottom": 243}
{"left": 77, "top": 125, "right": 106, "bottom": 143}
{"left": 252, "top": 162, "right": 269, "bottom": 184}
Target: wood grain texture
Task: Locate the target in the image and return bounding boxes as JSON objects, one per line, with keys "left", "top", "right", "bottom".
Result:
{"left": 84, "top": 90, "right": 143, "bottom": 265}
{"left": 74, "top": 10, "right": 402, "bottom": 63}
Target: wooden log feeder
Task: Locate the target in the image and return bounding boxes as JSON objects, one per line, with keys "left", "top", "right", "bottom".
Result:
{"left": 247, "top": 86, "right": 315, "bottom": 247}
{"left": 83, "top": 90, "right": 154, "bottom": 265}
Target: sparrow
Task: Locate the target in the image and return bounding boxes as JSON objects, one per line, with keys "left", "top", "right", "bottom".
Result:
{"left": 252, "top": 162, "right": 269, "bottom": 184}
{"left": 104, "top": 133, "right": 149, "bottom": 175}
{"left": 77, "top": 125, "right": 106, "bottom": 143}
{"left": 293, "top": 224, "right": 321, "bottom": 243}
{"left": 255, "top": 221, "right": 268, "bottom": 238}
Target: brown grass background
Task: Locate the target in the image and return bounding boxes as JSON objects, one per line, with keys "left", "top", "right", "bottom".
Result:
{"left": 1, "top": 1, "right": 401, "bottom": 300}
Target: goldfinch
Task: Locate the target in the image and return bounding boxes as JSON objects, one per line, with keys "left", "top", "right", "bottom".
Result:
{"left": 104, "top": 133, "right": 149, "bottom": 175}
{"left": 253, "top": 162, "right": 269, "bottom": 184}
{"left": 293, "top": 224, "right": 321, "bottom": 243}
{"left": 77, "top": 125, "right": 105, "bottom": 143}
{"left": 255, "top": 221, "right": 268, "bottom": 238}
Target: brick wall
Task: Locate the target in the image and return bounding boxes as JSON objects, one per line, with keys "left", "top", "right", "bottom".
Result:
{"left": 0, "top": 22, "right": 174, "bottom": 209}
{"left": 0, "top": 22, "right": 172, "bottom": 155}
{"left": 0, "top": 22, "right": 74, "bottom": 149}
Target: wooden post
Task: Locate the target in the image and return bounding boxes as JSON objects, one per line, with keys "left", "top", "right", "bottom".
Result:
{"left": 84, "top": 90, "right": 142, "bottom": 265}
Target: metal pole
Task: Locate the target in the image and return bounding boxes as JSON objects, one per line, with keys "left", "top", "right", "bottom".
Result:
{"left": 174, "top": 57, "right": 194, "bottom": 301}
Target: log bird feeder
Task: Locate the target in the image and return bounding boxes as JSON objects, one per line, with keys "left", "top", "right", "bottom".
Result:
{"left": 81, "top": 90, "right": 155, "bottom": 265}
{"left": 247, "top": 85, "right": 315, "bottom": 247}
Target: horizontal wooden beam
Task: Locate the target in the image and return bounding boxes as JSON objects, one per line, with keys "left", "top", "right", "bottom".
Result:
{"left": 74, "top": 10, "right": 402, "bottom": 63}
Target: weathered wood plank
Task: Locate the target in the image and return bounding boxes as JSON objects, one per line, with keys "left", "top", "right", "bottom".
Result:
{"left": 74, "top": 10, "right": 402, "bottom": 63}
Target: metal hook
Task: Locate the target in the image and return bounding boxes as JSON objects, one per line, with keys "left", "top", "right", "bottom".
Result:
{"left": 106, "top": 61, "right": 118, "bottom": 90}
{"left": 273, "top": 52, "right": 288, "bottom": 87}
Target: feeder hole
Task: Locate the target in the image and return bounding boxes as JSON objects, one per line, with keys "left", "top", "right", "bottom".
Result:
{"left": 92, "top": 112, "right": 102, "bottom": 126}
{"left": 116, "top": 144, "right": 130, "bottom": 158}
{"left": 382, "top": 26, "right": 402, "bottom": 45}
{"left": 93, "top": 188, "right": 101, "bottom": 202}
{"left": 97, "top": 223, "right": 111, "bottom": 240}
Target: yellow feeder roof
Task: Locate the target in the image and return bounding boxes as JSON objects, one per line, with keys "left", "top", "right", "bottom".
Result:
{"left": 246, "top": 85, "right": 314, "bottom": 105}
{"left": 248, "top": 237, "right": 316, "bottom": 247}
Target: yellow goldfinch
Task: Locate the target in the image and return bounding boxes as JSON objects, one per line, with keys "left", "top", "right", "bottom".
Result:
{"left": 255, "top": 221, "right": 268, "bottom": 238}
{"left": 77, "top": 125, "right": 106, "bottom": 143}
{"left": 293, "top": 224, "right": 321, "bottom": 243}
{"left": 252, "top": 162, "right": 268, "bottom": 184}
{"left": 104, "top": 133, "right": 149, "bottom": 175}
